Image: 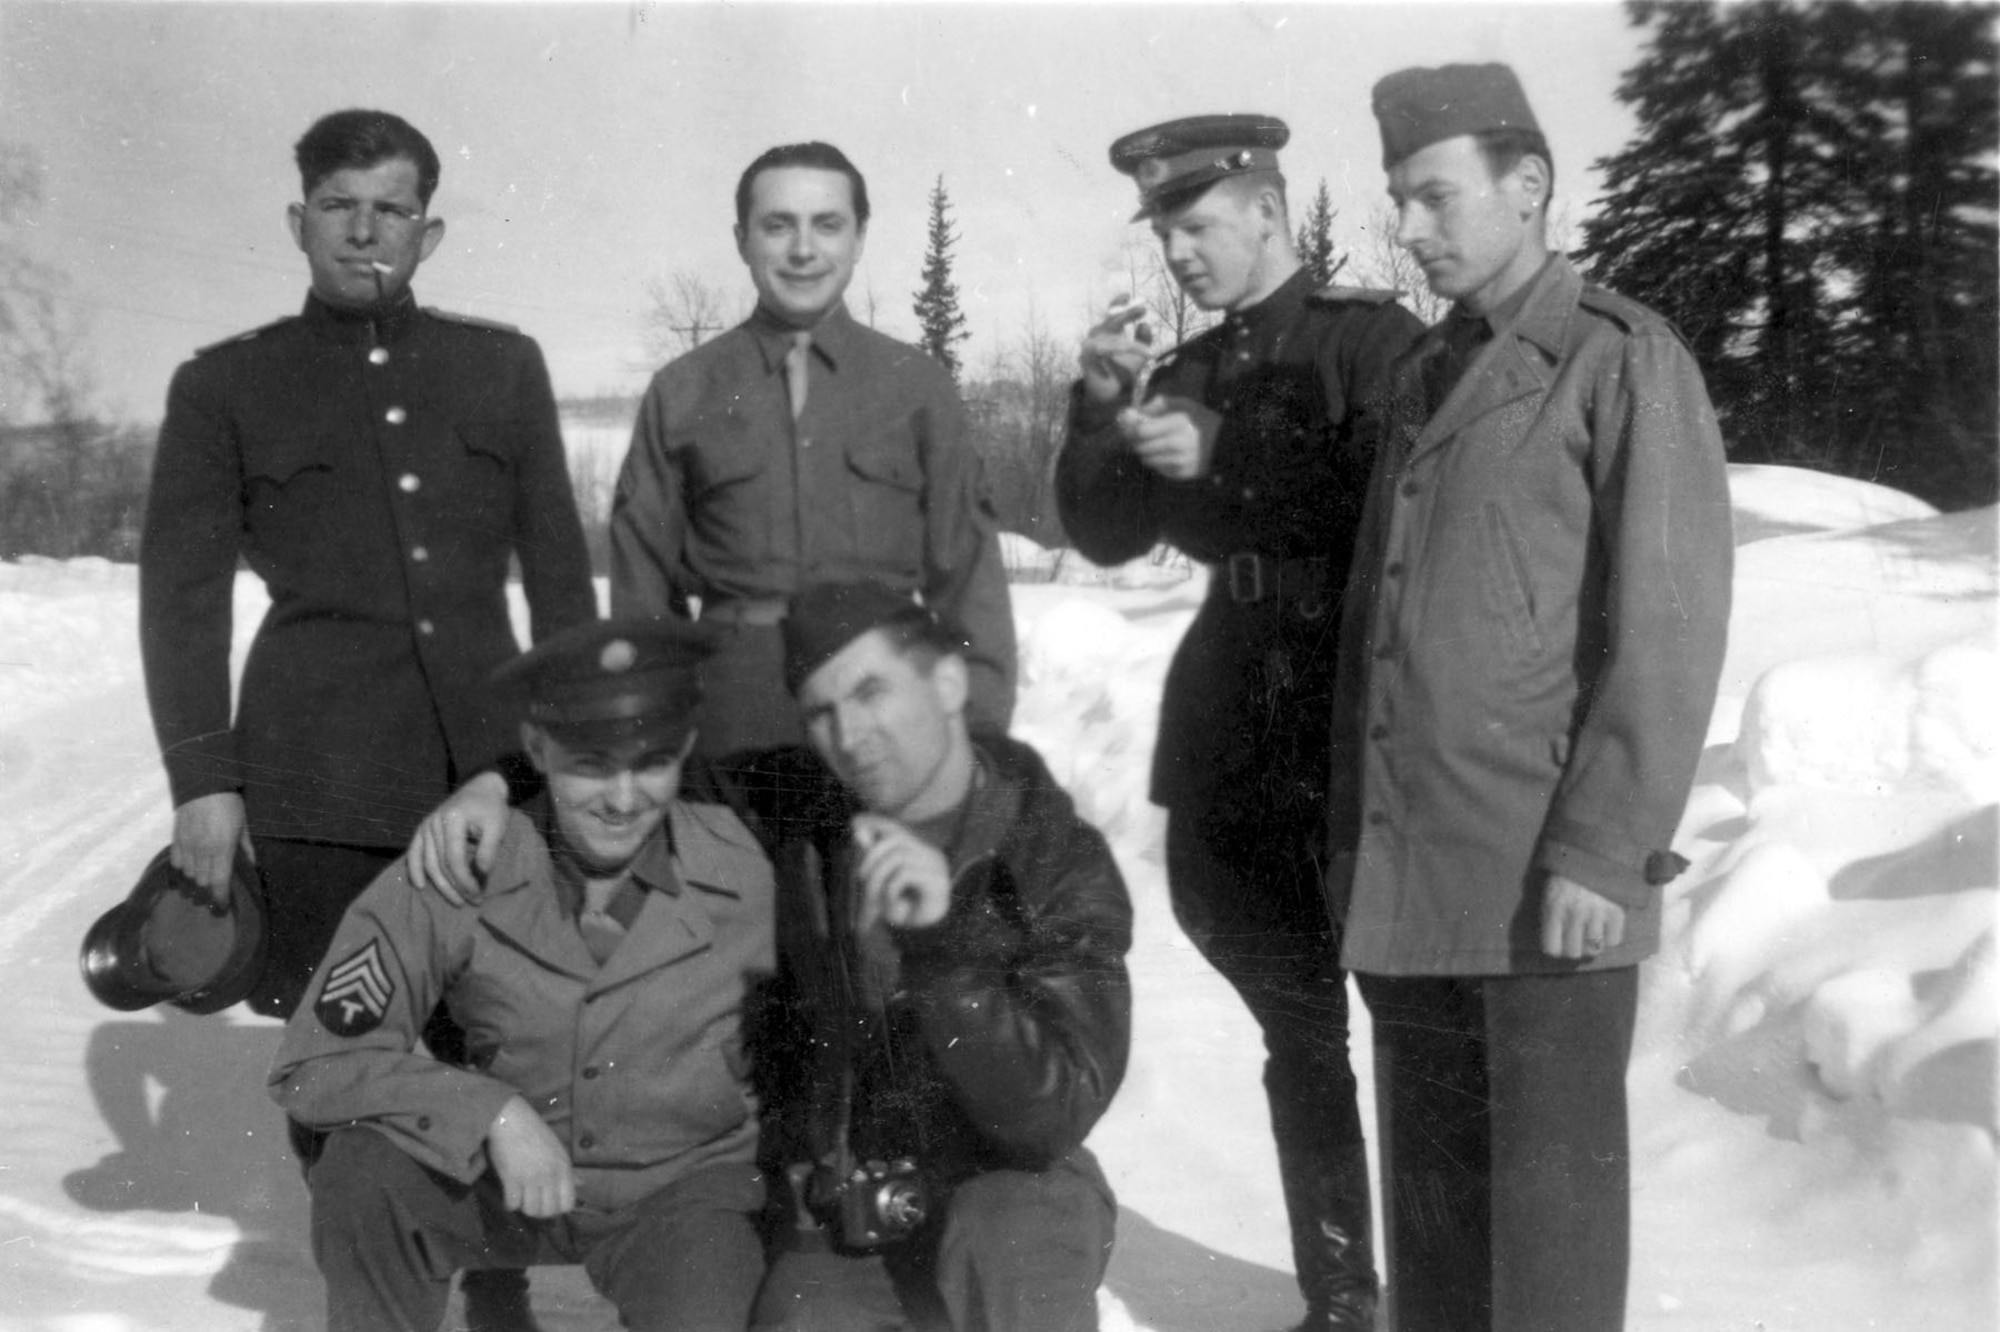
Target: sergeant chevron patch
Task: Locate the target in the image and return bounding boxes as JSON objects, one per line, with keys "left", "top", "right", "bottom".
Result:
{"left": 316, "top": 938, "right": 394, "bottom": 1036}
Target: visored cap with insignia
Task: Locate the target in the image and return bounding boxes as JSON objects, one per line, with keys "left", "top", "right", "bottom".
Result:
{"left": 783, "top": 580, "right": 970, "bottom": 695}
{"left": 491, "top": 617, "right": 718, "bottom": 749}
{"left": 80, "top": 847, "right": 266, "bottom": 1015}
{"left": 1372, "top": 63, "right": 1542, "bottom": 169}
{"left": 1109, "top": 114, "right": 1290, "bottom": 220}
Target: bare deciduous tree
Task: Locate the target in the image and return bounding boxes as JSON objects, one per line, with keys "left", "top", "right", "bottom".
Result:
{"left": 1350, "top": 204, "right": 1448, "bottom": 327}
{"left": 638, "top": 270, "right": 742, "bottom": 367}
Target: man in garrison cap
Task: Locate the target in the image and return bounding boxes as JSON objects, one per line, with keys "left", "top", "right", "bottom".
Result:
{"left": 1325, "top": 65, "right": 1731, "bottom": 1332}
{"left": 1055, "top": 115, "right": 1421, "bottom": 1330}
{"left": 406, "top": 581, "right": 1133, "bottom": 1332}
{"left": 271, "top": 618, "right": 776, "bottom": 1332}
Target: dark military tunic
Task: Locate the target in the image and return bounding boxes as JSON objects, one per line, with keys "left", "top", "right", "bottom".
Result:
{"left": 1056, "top": 269, "right": 1422, "bottom": 817}
{"left": 140, "top": 291, "right": 596, "bottom": 849}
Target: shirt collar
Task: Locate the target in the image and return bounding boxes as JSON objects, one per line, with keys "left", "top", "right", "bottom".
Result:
{"left": 1459, "top": 254, "right": 1559, "bottom": 351}
{"left": 540, "top": 805, "right": 682, "bottom": 918}
{"left": 747, "top": 301, "right": 856, "bottom": 375}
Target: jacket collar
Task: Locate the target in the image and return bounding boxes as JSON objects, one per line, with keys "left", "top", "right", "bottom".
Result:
{"left": 1410, "top": 255, "right": 1579, "bottom": 457}
{"left": 477, "top": 804, "right": 739, "bottom": 989}
{"left": 1224, "top": 265, "right": 1313, "bottom": 341}
{"left": 949, "top": 742, "right": 1024, "bottom": 877}
{"left": 301, "top": 289, "right": 422, "bottom": 347}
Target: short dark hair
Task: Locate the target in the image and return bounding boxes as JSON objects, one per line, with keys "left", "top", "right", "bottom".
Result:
{"left": 1474, "top": 127, "right": 1555, "bottom": 197}
{"left": 735, "top": 142, "right": 871, "bottom": 230}
{"left": 294, "top": 109, "right": 442, "bottom": 206}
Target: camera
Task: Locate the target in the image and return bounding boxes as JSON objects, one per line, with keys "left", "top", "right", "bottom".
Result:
{"left": 810, "top": 1155, "right": 931, "bottom": 1250}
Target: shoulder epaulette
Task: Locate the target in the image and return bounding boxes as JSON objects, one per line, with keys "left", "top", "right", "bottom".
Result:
{"left": 1578, "top": 283, "right": 1692, "bottom": 348}
{"left": 193, "top": 315, "right": 294, "bottom": 357}
{"left": 423, "top": 307, "right": 521, "bottom": 335}
{"left": 1310, "top": 285, "right": 1403, "bottom": 307}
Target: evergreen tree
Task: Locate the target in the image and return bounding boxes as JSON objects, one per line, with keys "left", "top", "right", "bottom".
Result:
{"left": 912, "top": 175, "right": 970, "bottom": 381}
{"left": 1293, "top": 179, "right": 1343, "bottom": 288}
{"left": 1579, "top": 0, "right": 1996, "bottom": 508}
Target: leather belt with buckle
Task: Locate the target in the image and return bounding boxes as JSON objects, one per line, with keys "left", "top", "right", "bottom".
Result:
{"left": 1223, "top": 553, "right": 1331, "bottom": 620}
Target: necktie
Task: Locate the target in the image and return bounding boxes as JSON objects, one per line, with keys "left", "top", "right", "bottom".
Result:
{"left": 785, "top": 330, "right": 812, "bottom": 419}
{"left": 577, "top": 877, "right": 643, "bottom": 965}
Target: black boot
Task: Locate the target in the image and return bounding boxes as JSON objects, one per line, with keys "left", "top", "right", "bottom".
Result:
{"left": 1281, "top": 1144, "right": 1379, "bottom": 1332}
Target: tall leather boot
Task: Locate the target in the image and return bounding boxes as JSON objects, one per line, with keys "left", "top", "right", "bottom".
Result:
{"left": 1281, "top": 1142, "right": 1379, "bottom": 1332}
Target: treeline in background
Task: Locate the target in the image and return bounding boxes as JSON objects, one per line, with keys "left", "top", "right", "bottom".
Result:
{"left": 4, "top": 0, "right": 1994, "bottom": 567}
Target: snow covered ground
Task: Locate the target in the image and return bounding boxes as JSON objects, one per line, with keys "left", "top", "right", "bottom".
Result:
{"left": 0, "top": 464, "right": 1990, "bottom": 1331}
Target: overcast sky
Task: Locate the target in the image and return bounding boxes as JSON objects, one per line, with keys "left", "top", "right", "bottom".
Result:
{"left": 1, "top": 1, "right": 1644, "bottom": 421}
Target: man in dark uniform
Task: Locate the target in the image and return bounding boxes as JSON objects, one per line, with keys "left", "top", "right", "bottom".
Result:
{"left": 140, "top": 108, "right": 594, "bottom": 1020}
{"left": 610, "top": 142, "right": 1016, "bottom": 759}
{"left": 1055, "top": 115, "right": 1421, "bottom": 1331}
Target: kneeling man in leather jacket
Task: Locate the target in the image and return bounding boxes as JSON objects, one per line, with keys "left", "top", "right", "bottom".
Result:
{"left": 728, "top": 580, "right": 1132, "bottom": 1332}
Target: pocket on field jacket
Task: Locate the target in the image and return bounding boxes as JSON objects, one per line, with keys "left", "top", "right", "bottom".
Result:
{"left": 1479, "top": 502, "right": 1545, "bottom": 661}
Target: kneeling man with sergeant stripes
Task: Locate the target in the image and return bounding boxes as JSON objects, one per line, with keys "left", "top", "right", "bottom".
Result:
{"left": 270, "top": 618, "right": 775, "bottom": 1332}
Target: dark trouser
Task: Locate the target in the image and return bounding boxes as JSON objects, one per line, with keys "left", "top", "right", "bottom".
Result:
{"left": 311, "top": 1129, "right": 765, "bottom": 1332}
{"left": 248, "top": 837, "right": 402, "bottom": 1021}
{"left": 1356, "top": 967, "right": 1639, "bottom": 1332}
{"left": 1166, "top": 809, "right": 1375, "bottom": 1321}
{"left": 753, "top": 1152, "right": 1115, "bottom": 1332}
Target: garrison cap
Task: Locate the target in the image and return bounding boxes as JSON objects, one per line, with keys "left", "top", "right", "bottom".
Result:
{"left": 1109, "top": 114, "right": 1290, "bottom": 220}
{"left": 492, "top": 617, "right": 716, "bottom": 749}
{"left": 783, "top": 580, "right": 970, "bottom": 695}
{"left": 80, "top": 847, "right": 266, "bottom": 1015}
{"left": 1372, "top": 63, "right": 1542, "bottom": 169}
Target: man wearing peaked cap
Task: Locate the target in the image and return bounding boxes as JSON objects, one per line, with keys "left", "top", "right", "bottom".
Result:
{"left": 1059, "top": 109, "right": 1423, "bottom": 1332}
{"left": 1109, "top": 112, "right": 1291, "bottom": 220}
{"left": 271, "top": 616, "right": 777, "bottom": 1331}
{"left": 1325, "top": 63, "right": 1731, "bottom": 1332}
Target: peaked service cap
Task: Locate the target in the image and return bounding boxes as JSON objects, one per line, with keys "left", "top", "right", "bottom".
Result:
{"left": 491, "top": 616, "right": 717, "bottom": 749}
{"left": 1109, "top": 113, "right": 1290, "bottom": 220}
{"left": 80, "top": 847, "right": 266, "bottom": 1015}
